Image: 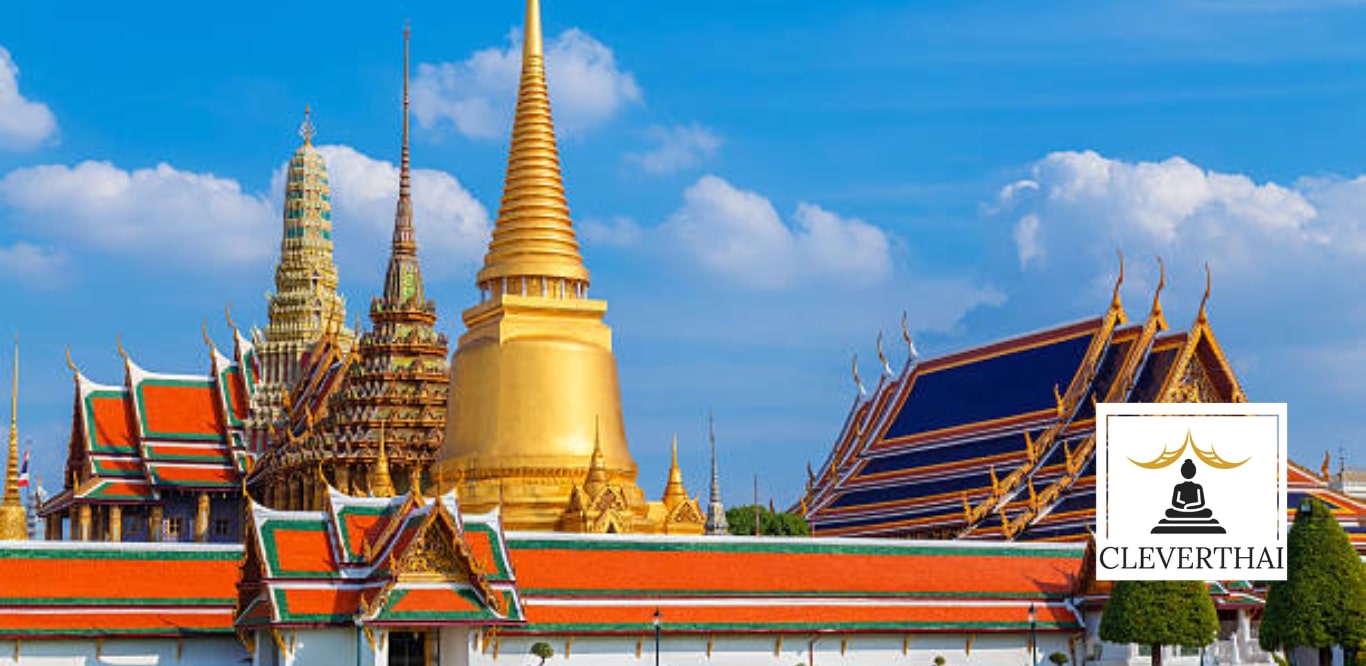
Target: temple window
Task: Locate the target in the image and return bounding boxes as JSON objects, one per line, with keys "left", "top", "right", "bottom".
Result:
{"left": 165, "top": 516, "right": 185, "bottom": 541}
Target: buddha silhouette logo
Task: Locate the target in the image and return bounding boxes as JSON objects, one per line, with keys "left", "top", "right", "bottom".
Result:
{"left": 1095, "top": 403, "right": 1287, "bottom": 581}
{"left": 1129, "top": 431, "right": 1249, "bottom": 535}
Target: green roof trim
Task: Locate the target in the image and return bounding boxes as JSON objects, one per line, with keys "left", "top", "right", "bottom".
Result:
{"left": 0, "top": 546, "right": 241, "bottom": 561}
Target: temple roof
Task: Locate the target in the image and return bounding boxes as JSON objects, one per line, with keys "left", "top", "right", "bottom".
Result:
{"left": 504, "top": 533, "right": 1085, "bottom": 634}
{"left": 237, "top": 487, "right": 522, "bottom": 628}
{"left": 0, "top": 541, "right": 241, "bottom": 638}
{"left": 42, "top": 334, "right": 255, "bottom": 513}
{"left": 804, "top": 277, "right": 1366, "bottom": 553}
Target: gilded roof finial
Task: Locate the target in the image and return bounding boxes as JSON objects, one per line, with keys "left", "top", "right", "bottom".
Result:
{"left": 474, "top": 0, "right": 590, "bottom": 290}
{"left": 202, "top": 318, "right": 216, "bottom": 352}
{"left": 63, "top": 346, "right": 79, "bottom": 377}
{"left": 876, "top": 333, "right": 892, "bottom": 377}
{"left": 1149, "top": 257, "right": 1167, "bottom": 330}
{"left": 299, "top": 105, "right": 315, "bottom": 145}
{"left": 901, "top": 311, "right": 919, "bottom": 362}
{"left": 851, "top": 354, "right": 867, "bottom": 397}
{"left": 1111, "top": 248, "right": 1125, "bottom": 315}
{"left": 1197, "top": 262, "right": 1212, "bottom": 325}
{"left": 1, "top": 334, "right": 27, "bottom": 540}
{"left": 662, "top": 433, "right": 688, "bottom": 511}
{"left": 370, "top": 422, "right": 396, "bottom": 498}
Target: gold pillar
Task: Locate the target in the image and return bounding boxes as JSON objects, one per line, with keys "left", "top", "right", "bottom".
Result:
{"left": 77, "top": 504, "right": 91, "bottom": 542}
{"left": 149, "top": 505, "right": 163, "bottom": 542}
{"left": 336, "top": 465, "right": 351, "bottom": 496}
{"left": 195, "top": 493, "right": 210, "bottom": 542}
{"left": 109, "top": 505, "right": 122, "bottom": 542}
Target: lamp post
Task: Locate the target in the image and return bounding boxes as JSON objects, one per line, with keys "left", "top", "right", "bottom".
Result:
{"left": 653, "top": 608, "right": 662, "bottom": 666}
{"left": 1028, "top": 603, "right": 1037, "bottom": 666}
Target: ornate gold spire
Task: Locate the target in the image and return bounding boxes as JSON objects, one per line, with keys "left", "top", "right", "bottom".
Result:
{"left": 1, "top": 336, "right": 27, "bottom": 541}
{"left": 370, "top": 424, "right": 396, "bottom": 499}
{"left": 662, "top": 434, "right": 688, "bottom": 511}
{"left": 386, "top": 23, "right": 420, "bottom": 291}
{"left": 584, "top": 420, "right": 608, "bottom": 497}
{"left": 475, "top": 0, "right": 590, "bottom": 291}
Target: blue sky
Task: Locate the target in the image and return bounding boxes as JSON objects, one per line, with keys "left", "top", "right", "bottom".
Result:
{"left": 1, "top": 0, "right": 1364, "bottom": 507}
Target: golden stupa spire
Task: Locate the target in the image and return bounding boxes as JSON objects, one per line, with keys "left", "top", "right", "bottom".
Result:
{"left": 475, "top": 0, "right": 589, "bottom": 292}
{"left": 662, "top": 433, "right": 688, "bottom": 511}
{"left": 584, "top": 417, "right": 608, "bottom": 497}
{"left": 370, "top": 423, "right": 397, "bottom": 498}
{"left": 0, "top": 335, "right": 27, "bottom": 540}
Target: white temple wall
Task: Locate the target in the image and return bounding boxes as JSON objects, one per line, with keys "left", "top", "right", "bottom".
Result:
{"left": 0, "top": 636, "right": 245, "bottom": 666}
{"left": 251, "top": 627, "right": 377, "bottom": 666}
{"left": 469, "top": 632, "right": 1075, "bottom": 666}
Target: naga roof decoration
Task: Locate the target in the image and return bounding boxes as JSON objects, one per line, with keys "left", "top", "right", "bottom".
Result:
{"left": 804, "top": 264, "right": 1363, "bottom": 551}
{"left": 504, "top": 533, "right": 1085, "bottom": 634}
{"left": 0, "top": 541, "right": 242, "bottom": 638}
{"left": 42, "top": 334, "right": 256, "bottom": 514}
{"left": 236, "top": 486, "right": 522, "bottom": 629}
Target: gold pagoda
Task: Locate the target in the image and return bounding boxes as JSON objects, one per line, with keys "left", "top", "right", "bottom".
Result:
{"left": 250, "top": 29, "right": 448, "bottom": 509}
{"left": 436, "top": 0, "right": 702, "bottom": 535}
{"left": 245, "top": 110, "right": 355, "bottom": 456}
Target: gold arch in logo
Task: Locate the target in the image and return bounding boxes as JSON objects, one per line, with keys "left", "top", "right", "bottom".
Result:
{"left": 1127, "top": 430, "right": 1250, "bottom": 470}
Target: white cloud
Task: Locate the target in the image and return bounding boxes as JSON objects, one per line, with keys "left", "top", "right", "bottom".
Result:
{"left": 661, "top": 175, "right": 892, "bottom": 289}
{"left": 624, "top": 124, "right": 722, "bottom": 174}
{"left": 0, "top": 47, "right": 57, "bottom": 151}
{"left": 285, "top": 145, "right": 491, "bottom": 279}
{"left": 580, "top": 216, "right": 643, "bottom": 248}
{"left": 412, "top": 28, "right": 642, "bottom": 139}
{"left": 0, "top": 242, "right": 66, "bottom": 288}
{"left": 996, "top": 150, "right": 1348, "bottom": 275}
{"left": 1013, "top": 214, "right": 1042, "bottom": 268}
{"left": 0, "top": 161, "right": 274, "bottom": 268}
{"left": 0, "top": 145, "right": 490, "bottom": 281}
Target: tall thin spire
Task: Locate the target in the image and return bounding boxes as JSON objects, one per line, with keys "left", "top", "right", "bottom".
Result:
{"left": 382, "top": 21, "right": 424, "bottom": 305}
{"left": 475, "top": 0, "right": 590, "bottom": 292}
{"left": 0, "top": 335, "right": 27, "bottom": 540}
{"left": 704, "top": 412, "right": 729, "bottom": 535}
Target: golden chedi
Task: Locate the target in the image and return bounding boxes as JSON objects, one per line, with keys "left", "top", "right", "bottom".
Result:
{"left": 0, "top": 340, "right": 27, "bottom": 541}
{"left": 437, "top": 0, "right": 702, "bottom": 535}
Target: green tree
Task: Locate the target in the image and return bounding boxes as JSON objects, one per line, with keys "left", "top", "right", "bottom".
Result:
{"left": 725, "top": 505, "right": 810, "bottom": 537}
{"left": 529, "top": 641, "right": 554, "bottom": 665}
{"left": 1099, "top": 580, "right": 1217, "bottom": 666}
{"left": 1260, "top": 497, "right": 1366, "bottom": 666}
{"left": 1049, "top": 651, "right": 1070, "bottom": 665}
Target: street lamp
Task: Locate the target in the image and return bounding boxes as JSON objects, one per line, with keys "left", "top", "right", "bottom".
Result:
{"left": 1028, "top": 603, "right": 1038, "bottom": 666}
{"left": 653, "top": 608, "right": 662, "bottom": 666}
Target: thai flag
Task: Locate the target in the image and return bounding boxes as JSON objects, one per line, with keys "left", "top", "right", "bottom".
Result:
{"left": 16, "top": 448, "right": 28, "bottom": 489}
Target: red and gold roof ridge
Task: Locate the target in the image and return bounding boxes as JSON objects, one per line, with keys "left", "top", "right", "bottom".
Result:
{"left": 238, "top": 481, "right": 522, "bottom": 629}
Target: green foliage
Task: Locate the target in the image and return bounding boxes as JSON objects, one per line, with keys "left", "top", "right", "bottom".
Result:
{"left": 1272, "top": 653, "right": 1289, "bottom": 666}
{"left": 1260, "top": 498, "right": 1366, "bottom": 654}
{"left": 1049, "top": 651, "right": 1070, "bottom": 665}
{"left": 529, "top": 641, "right": 554, "bottom": 665}
{"left": 725, "top": 504, "right": 810, "bottom": 537}
{"left": 1099, "top": 580, "right": 1218, "bottom": 649}
{"left": 933, "top": 655, "right": 947, "bottom": 666}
